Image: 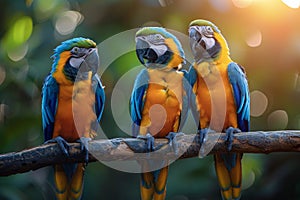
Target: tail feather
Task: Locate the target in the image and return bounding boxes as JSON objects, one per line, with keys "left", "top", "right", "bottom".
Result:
{"left": 69, "top": 163, "right": 84, "bottom": 199}
{"left": 215, "top": 153, "right": 242, "bottom": 200}
{"left": 140, "top": 166, "right": 169, "bottom": 200}
{"left": 54, "top": 165, "right": 68, "bottom": 200}
{"left": 141, "top": 172, "right": 154, "bottom": 200}
{"left": 54, "top": 163, "right": 85, "bottom": 200}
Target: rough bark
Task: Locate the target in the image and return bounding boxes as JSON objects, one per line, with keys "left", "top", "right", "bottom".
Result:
{"left": 0, "top": 130, "right": 299, "bottom": 176}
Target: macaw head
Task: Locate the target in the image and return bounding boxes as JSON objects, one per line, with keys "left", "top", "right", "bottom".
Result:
{"left": 189, "top": 19, "right": 229, "bottom": 63}
{"left": 51, "top": 37, "right": 99, "bottom": 83}
{"left": 135, "top": 27, "right": 185, "bottom": 70}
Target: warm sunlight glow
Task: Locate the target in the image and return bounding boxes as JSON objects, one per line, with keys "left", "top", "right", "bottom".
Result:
{"left": 281, "top": 0, "right": 300, "bottom": 8}
{"left": 235, "top": 0, "right": 290, "bottom": 22}
{"left": 232, "top": 0, "right": 253, "bottom": 8}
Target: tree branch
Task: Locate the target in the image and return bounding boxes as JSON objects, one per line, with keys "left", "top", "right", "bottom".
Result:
{"left": 0, "top": 130, "right": 299, "bottom": 176}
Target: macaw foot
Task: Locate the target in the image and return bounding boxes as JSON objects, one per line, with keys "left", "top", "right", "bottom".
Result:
{"left": 166, "top": 132, "right": 184, "bottom": 155}
{"left": 76, "top": 137, "right": 91, "bottom": 166}
{"left": 198, "top": 128, "right": 216, "bottom": 147}
{"left": 44, "top": 136, "right": 69, "bottom": 156}
{"left": 225, "top": 127, "right": 241, "bottom": 151}
{"left": 137, "top": 133, "right": 155, "bottom": 152}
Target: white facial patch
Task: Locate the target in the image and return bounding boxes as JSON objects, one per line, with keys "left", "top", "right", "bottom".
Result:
{"left": 69, "top": 57, "right": 85, "bottom": 69}
{"left": 190, "top": 25, "right": 216, "bottom": 50}
{"left": 201, "top": 37, "right": 215, "bottom": 50}
{"left": 150, "top": 44, "right": 168, "bottom": 57}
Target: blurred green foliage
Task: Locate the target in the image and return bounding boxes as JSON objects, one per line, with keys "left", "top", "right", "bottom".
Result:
{"left": 0, "top": 0, "right": 299, "bottom": 199}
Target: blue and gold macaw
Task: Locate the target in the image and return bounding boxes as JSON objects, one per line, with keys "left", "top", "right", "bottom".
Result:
{"left": 131, "top": 27, "right": 189, "bottom": 200}
{"left": 188, "top": 20, "right": 250, "bottom": 200}
{"left": 41, "top": 37, "right": 105, "bottom": 199}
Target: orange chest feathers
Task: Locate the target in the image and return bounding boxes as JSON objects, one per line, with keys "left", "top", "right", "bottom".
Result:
{"left": 53, "top": 72, "right": 97, "bottom": 141}
{"left": 139, "top": 69, "right": 184, "bottom": 138}
{"left": 193, "top": 62, "right": 238, "bottom": 131}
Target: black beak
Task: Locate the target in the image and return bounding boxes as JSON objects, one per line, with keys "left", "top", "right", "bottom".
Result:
{"left": 189, "top": 27, "right": 220, "bottom": 63}
{"left": 189, "top": 28, "right": 206, "bottom": 49}
{"left": 136, "top": 39, "right": 147, "bottom": 64}
{"left": 80, "top": 48, "right": 99, "bottom": 74}
{"left": 136, "top": 38, "right": 158, "bottom": 66}
{"left": 189, "top": 28, "right": 200, "bottom": 42}
{"left": 189, "top": 27, "right": 206, "bottom": 63}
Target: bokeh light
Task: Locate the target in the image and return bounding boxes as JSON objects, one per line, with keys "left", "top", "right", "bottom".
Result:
{"left": 232, "top": 0, "right": 253, "bottom": 8}
{"left": 12, "top": 16, "right": 33, "bottom": 45}
{"left": 0, "top": 67, "right": 6, "bottom": 86}
{"left": 294, "top": 73, "right": 300, "bottom": 91}
{"left": 34, "top": 0, "right": 67, "bottom": 21}
{"left": 242, "top": 170, "right": 255, "bottom": 190}
{"left": 267, "top": 110, "right": 289, "bottom": 130}
{"left": 2, "top": 16, "right": 33, "bottom": 52}
{"left": 281, "top": 0, "right": 300, "bottom": 8}
{"left": 55, "top": 11, "right": 83, "bottom": 35}
{"left": 7, "top": 44, "right": 28, "bottom": 62}
{"left": 245, "top": 29, "right": 262, "bottom": 48}
{"left": 158, "top": 0, "right": 168, "bottom": 7}
{"left": 0, "top": 104, "right": 8, "bottom": 123}
{"left": 296, "top": 115, "right": 300, "bottom": 129}
{"left": 250, "top": 90, "right": 268, "bottom": 117}
{"left": 210, "top": 0, "right": 231, "bottom": 12}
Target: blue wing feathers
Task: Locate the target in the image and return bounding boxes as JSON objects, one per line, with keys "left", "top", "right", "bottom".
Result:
{"left": 42, "top": 74, "right": 105, "bottom": 142}
{"left": 187, "top": 65, "right": 200, "bottom": 126}
{"left": 130, "top": 69, "right": 149, "bottom": 137}
{"left": 227, "top": 62, "right": 250, "bottom": 132}
{"left": 41, "top": 75, "right": 59, "bottom": 142}
{"left": 220, "top": 63, "right": 250, "bottom": 172}
{"left": 93, "top": 74, "right": 105, "bottom": 122}
{"left": 188, "top": 65, "right": 198, "bottom": 87}
{"left": 178, "top": 69, "right": 191, "bottom": 131}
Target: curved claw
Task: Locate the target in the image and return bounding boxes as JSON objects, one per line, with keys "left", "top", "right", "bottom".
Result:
{"left": 137, "top": 133, "right": 155, "bottom": 152}
{"left": 225, "top": 127, "right": 241, "bottom": 151}
{"left": 198, "top": 128, "right": 215, "bottom": 146}
{"left": 166, "top": 132, "right": 184, "bottom": 155}
{"left": 44, "top": 136, "right": 70, "bottom": 156}
{"left": 76, "top": 137, "right": 91, "bottom": 166}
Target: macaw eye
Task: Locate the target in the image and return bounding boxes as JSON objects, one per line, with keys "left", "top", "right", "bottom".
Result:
{"left": 206, "top": 26, "right": 213, "bottom": 34}
{"left": 71, "top": 47, "right": 80, "bottom": 54}
{"left": 151, "top": 34, "right": 164, "bottom": 44}
{"left": 155, "top": 34, "right": 162, "bottom": 40}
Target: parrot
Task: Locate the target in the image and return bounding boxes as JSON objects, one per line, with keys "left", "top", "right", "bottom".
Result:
{"left": 131, "top": 27, "right": 189, "bottom": 200}
{"left": 41, "top": 37, "right": 105, "bottom": 200}
{"left": 188, "top": 19, "right": 250, "bottom": 200}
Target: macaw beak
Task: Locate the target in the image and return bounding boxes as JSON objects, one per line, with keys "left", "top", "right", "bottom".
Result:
{"left": 136, "top": 38, "right": 148, "bottom": 65}
{"left": 79, "top": 48, "right": 99, "bottom": 75}
{"left": 135, "top": 38, "right": 158, "bottom": 66}
{"left": 189, "top": 27, "right": 200, "bottom": 42}
{"left": 189, "top": 27, "right": 206, "bottom": 50}
{"left": 189, "top": 26, "right": 209, "bottom": 63}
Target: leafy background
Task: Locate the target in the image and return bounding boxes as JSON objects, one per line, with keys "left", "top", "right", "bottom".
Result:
{"left": 0, "top": 0, "right": 299, "bottom": 199}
